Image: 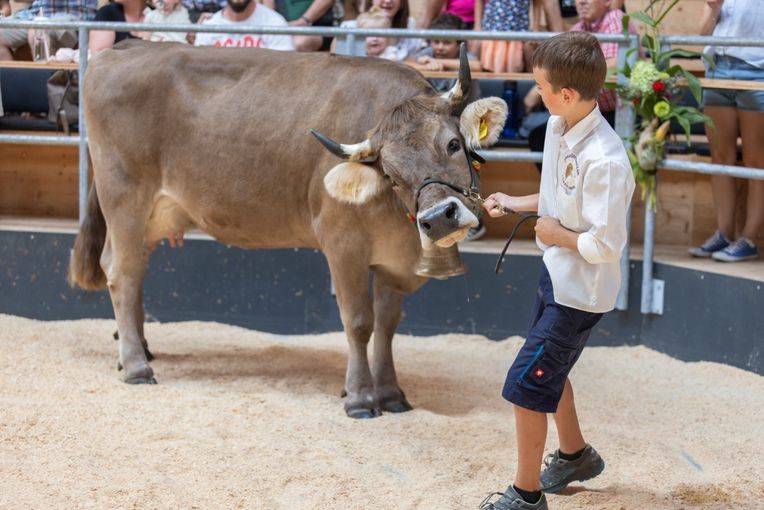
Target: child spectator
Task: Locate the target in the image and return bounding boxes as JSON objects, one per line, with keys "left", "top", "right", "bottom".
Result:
{"left": 356, "top": 7, "right": 397, "bottom": 58}
{"left": 410, "top": 13, "right": 481, "bottom": 74}
{"left": 143, "top": 0, "right": 191, "bottom": 43}
{"left": 478, "top": 32, "right": 635, "bottom": 510}
{"left": 335, "top": 0, "right": 422, "bottom": 60}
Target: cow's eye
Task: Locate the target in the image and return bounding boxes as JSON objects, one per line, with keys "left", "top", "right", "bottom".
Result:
{"left": 447, "top": 139, "right": 461, "bottom": 155}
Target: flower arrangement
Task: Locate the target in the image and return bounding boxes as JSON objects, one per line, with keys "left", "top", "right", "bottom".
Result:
{"left": 611, "top": 0, "right": 712, "bottom": 210}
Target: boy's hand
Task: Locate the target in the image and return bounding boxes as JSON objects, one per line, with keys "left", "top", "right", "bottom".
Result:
{"left": 482, "top": 193, "right": 515, "bottom": 217}
{"left": 535, "top": 216, "right": 580, "bottom": 252}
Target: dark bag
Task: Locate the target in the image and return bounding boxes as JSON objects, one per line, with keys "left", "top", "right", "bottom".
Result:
{"left": 46, "top": 70, "right": 79, "bottom": 132}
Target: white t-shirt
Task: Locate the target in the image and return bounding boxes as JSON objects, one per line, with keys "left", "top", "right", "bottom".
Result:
{"left": 537, "top": 106, "right": 635, "bottom": 313}
{"left": 705, "top": 0, "right": 764, "bottom": 69}
{"left": 194, "top": 4, "right": 294, "bottom": 51}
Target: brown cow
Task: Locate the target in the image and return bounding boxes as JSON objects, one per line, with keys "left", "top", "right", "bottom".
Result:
{"left": 68, "top": 41, "right": 507, "bottom": 418}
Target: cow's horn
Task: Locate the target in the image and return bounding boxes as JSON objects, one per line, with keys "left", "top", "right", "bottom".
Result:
{"left": 311, "top": 129, "right": 377, "bottom": 163}
{"left": 440, "top": 43, "right": 471, "bottom": 106}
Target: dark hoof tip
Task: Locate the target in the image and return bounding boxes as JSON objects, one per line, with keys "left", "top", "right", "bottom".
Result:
{"left": 340, "top": 388, "right": 347, "bottom": 398}
{"left": 117, "top": 362, "right": 123, "bottom": 371}
{"left": 113, "top": 330, "right": 119, "bottom": 341}
{"left": 125, "top": 376, "right": 157, "bottom": 385}
{"left": 382, "top": 400, "right": 413, "bottom": 413}
{"left": 144, "top": 349, "right": 155, "bottom": 362}
{"left": 346, "top": 407, "right": 382, "bottom": 419}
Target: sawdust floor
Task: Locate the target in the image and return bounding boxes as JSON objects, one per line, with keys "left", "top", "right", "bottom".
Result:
{"left": 1, "top": 314, "right": 762, "bottom": 509}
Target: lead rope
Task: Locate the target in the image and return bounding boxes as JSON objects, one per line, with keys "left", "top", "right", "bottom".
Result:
{"left": 493, "top": 209, "right": 540, "bottom": 274}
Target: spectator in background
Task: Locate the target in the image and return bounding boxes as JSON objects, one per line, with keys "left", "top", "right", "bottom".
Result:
{"left": 194, "top": 0, "right": 294, "bottom": 50}
{"left": 142, "top": 0, "right": 191, "bottom": 43}
{"left": 524, "top": 0, "right": 636, "bottom": 170}
{"left": 335, "top": 0, "right": 422, "bottom": 60}
{"left": 262, "top": 0, "right": 334, "bottom": 52}
{"left": 0, "top": 0, "right": 97, "bottom": 60}
{"left": 475, "top": 0, "right": 562, "bottom": 73}
{"left": 419, "top": 0, "right": 475, "bottom": 29}
{"left": 689, "top": 0, "right": 764, "bottom": 262}
{"left": 90, "top": 0, "right": 148, "bottom": 54}
{"left": 356, "top": 7, "right": 397, "bottom": 58}
{"left": 0, "top": 0, "right": 10, "bottom": 17}
{"left": 409, "top": 13, "right": 481, "bottom": 77}
{"left": 182, "top": 0, "right": 225, "bottom": 22}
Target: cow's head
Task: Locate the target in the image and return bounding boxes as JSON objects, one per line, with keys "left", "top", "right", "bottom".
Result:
{"left": 312, "top": 46, "right": 507, "bottom": 250}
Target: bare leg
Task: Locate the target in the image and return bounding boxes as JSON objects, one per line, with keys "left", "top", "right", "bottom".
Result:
{"left": 371, "top": 276, "right": 411, "bottom": 412}
{"left": 513, "top": 405, "right": 547, "bottom": 492}
{"left": 705, "top": 106, "right": 741, "bottom": 239}
{"left": 292, "top": 35, "right": 323, "bottom": 52}
{"left": 739, "top": 110, "right": 764, "bottom": 240}
{"left": 553, "top": 378, "right": 587, "bottom": 454}
{"left": 0, "top": 34, "right": 13, "bottom": 61}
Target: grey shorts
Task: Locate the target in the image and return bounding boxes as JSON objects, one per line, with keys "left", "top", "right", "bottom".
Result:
{"left": 703, "top": 55, "right": 764, "bottom": 112}
{"left": 0, "top": 16, "right": 78, "bottom": 52}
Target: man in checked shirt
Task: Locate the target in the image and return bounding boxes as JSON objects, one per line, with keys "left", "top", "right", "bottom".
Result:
{"left": 0, "top": 0, "right": 97, "bottom": 60}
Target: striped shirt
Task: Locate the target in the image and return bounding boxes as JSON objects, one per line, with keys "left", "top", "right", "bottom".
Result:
{"left": 571, "top": 9, "right": 636, "bottom": 112}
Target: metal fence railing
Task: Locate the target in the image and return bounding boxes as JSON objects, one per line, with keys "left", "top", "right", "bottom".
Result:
{"left": 1, "top": 19, "right": 763, "bottom": 315}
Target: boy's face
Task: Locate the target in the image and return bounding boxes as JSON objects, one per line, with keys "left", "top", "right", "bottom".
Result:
{"left": 532, "top": 67, "right": 574, "bottom": 116}
{"left": 430, "top": 40, "right": 460, "bottom": 59}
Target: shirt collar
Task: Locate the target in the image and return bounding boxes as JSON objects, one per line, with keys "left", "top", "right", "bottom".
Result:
{"left": 561, "top": 105, "right": 602, "bottom": 150}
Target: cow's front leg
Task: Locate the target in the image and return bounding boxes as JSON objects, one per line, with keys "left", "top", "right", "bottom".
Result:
{"left": 372, "top": 278, "right": 412, "bottom": 413}
{"left": 102, "top": 233, "right": 155, "bottom": 384}
{"left": 327, "top": 256, "right": 378, "bottom": 418}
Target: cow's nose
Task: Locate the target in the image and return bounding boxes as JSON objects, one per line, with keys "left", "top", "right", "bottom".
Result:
{"left": 418, "top": 201, "right": 460, "bottom": 241}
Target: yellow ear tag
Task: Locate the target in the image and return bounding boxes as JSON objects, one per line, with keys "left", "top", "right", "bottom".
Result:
{"left": 479, "top": 119, "right": 488, "bottom": 140}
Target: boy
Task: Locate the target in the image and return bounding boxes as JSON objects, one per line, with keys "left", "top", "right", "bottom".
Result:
{"left": 478, "top": 31, "right": 635, "bottom": 510}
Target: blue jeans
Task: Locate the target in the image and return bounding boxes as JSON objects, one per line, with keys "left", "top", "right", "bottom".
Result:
{"left": 703, "top": 55, "right": 764, "bottom": 112}
{"left": 502, "top": 264, "right": 603, "bottom": 413}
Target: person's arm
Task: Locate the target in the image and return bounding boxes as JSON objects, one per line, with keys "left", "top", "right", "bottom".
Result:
{"left": 473, "top": 0, "right": 483, "bottom": 31}
{"left": 0, "top": 0, "right": 11, "bottom": 18}
{"left": 89, "top": 29, "right": 116, "bottom": 53}
{"left": 574, "top": 161, "right": 634, "bottom": 263}
{"left": 534, "top": 217, "right": 579, "bottom": 252}
{"left": 415, "top": 55, "right": 482, "bottom": 72}
{"left": 543, "top": 0, "right": 563, "bottom": 31}
{"left": 700, "top": 0, "right": 722, "bottom": 36}
{"left": 483, "top": 192, "right": 539, "bottom": 215}
{"left": 289, "top": 0, "right": 332, "bottom": 26}
{"left": 417, "top": 0, "right": 445, "bottom": 29}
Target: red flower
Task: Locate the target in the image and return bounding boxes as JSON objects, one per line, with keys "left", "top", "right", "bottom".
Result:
{"left": 652, "top": 80, "right": 666, "bottom": 93}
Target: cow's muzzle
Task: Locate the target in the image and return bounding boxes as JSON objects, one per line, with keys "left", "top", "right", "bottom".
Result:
{"left": 417, "top": 197, "right": 478, "bottom": 247}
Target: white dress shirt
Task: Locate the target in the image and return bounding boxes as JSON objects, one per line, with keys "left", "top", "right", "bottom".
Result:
{"left": 537, "top": 106, "right": 635, "bottom": 313}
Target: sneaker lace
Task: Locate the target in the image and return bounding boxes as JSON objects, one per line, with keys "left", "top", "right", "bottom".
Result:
{"left": 478, "top": 491, "right": 506, "bottom": 509}
{"left": 542, "top": 452, "right": 557, "bottom": 468}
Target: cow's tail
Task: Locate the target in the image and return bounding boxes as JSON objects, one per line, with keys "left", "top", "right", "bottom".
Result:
{"left": 68, "top": 182, "right": 107, "bottom": 290}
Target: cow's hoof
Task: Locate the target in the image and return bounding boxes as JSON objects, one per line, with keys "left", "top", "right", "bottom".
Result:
{"left": 381, "top": 399, "right": 413, "bottom": 413}
{"left": 346, "top": 407, "right": 382, "bottom": 419}
{"left": 126, "top": 376, "right": 157, "bottom": 385}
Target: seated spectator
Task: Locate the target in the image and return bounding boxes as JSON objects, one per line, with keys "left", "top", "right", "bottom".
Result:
{"left": 0, "top": 0, "right": 98, "bottom": 60}
{"left": 356, "top": 7, "right": 397, "bottom": 58}
{"left": 689, "top": 0, "right": 764, "bottom": 262}
{"left": 90, "top": 0, "right": 148, "bottom": 55}
{"left": 194, "top": 0, "right": 294, "bottom": 50}
{"left": 409, "top": 13, "right": 481, "bottom": 75}
{"left": 524, "top": 0, "right": 636, "bottom": 169}
{"left": 181, "top": 0, "right": 225, "bottom": 23}
{"left": 262, "top": 0, "right": 335, "bottom": 52}
{"left": 142, "top": 0, "right": 191, "bottom": 43}
{"left": 335, "top": 0, "right": 422, "bottom": 60}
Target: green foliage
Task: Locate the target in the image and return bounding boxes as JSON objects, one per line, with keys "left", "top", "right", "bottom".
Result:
{"left": 615, "top": 0, "right": 712, "bottom": 211}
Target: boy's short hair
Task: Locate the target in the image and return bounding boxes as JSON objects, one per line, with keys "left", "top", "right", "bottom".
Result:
{"left": 430, "top": 13, "right": 464, "bottom": 31}
{"left": 531, "top": 32, "right": 607, "bottom": 100}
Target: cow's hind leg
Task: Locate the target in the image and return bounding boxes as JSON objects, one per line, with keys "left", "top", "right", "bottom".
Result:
{"left": 327, "top": 256, "right": 379, "bottom": 419}
{"left": 372, "top": 277, "right": 412, "bottom": 413}
{"left": 101, "top": 213, "right": 155, "bottom": 384}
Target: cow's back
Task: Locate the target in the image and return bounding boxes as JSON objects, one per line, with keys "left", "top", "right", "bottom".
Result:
{"left": 84, "top": 43, "right": 432, "bottom": 248}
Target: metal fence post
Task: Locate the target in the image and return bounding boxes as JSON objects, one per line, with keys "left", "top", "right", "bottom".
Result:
{"left": 77, "top": 26, "right": 89, "bottom": 223}
{"left": 614, "top": 34, "right": 638, "bottom": 311}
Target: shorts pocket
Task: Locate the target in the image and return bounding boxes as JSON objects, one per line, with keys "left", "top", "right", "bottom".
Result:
{"left": 521, "top": 340, "right": 577, "bottom": 386}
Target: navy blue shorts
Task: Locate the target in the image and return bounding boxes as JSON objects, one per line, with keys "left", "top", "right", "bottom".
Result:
{"left": 502, "top": 263, "right": 603, "bottom": 413}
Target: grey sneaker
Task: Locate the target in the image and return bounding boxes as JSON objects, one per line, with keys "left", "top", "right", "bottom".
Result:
{"left": 478, "top": 486, "right": 548, "bottom": 510}
{"left": 540, "top": 445, "right": 605, "bottom": 493}
{"left": 688, "top": 230, "right": 730, "bottom": 258}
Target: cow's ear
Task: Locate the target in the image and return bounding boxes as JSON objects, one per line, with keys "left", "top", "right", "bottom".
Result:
{"left": 324, "top": 162, "right": 385, "bottom": 204}
{"left": 459, "top": 97, "right": 508, "bottom": 149}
